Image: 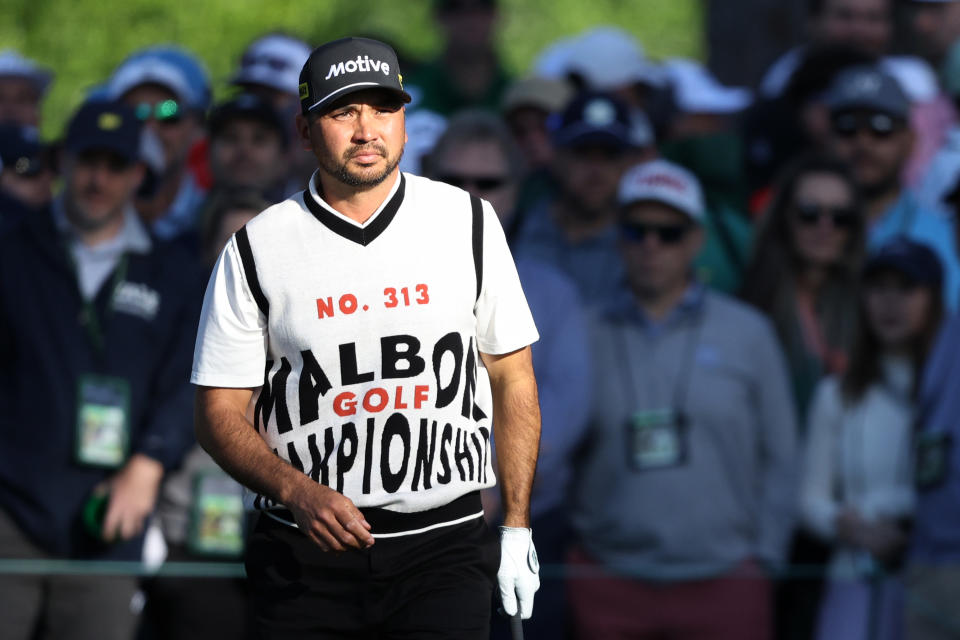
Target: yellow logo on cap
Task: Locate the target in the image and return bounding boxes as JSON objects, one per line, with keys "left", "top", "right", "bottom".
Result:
{"left": 299, "top": 82, "right": 309, "bottom": 100}
{"left": 398, "top": 73, "right": 403, "bottom": 90}
{"left": 98, "top": 113, "right": 122, "bottom": 131}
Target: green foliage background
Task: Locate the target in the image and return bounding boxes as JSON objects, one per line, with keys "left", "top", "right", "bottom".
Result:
{"left": 1, "top": 0, "right": 703, "bottom": 138}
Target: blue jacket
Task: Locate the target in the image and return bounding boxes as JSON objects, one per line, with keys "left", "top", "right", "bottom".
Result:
{"left": 0, "top": 209, "right": 202, "bottom": 558}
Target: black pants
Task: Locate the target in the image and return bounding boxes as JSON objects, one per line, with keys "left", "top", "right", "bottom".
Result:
{"left": 245, "top": 515, "right": 500, "bottom": 640}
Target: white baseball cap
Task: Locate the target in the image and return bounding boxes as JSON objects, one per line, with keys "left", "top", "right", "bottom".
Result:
{"left": 664, "top": 58, "right": 752, "bottom": 114}
{"left": 232, "top": 34, "right": 312, "bottom": 96}
{"left": 0, "top": 50, "right": 53, "bottom": 96}
{"left": 533, "top": 27, "right": 662, "bottom": 90}
{"left": 618, "top": 159, "right": 705, "bottom": 223}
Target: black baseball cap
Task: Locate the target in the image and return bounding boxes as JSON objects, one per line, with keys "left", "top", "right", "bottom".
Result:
{"left": 552, "top": 91, "right": 632, "bottom": 150}
{"left": 298, "top": 37, "right": 411, "bottom": 115}
{"left": 208, "top": 93, "right": 288, "bottom": 147}
{"left": 64, "top": 100, "right": 143, "bottom": 164}
{"left": 0, "top": 124, "right": 46, "bottom": 176}
{"left": 826, "top": 66, "right": 910, "bottom": 120}
{"left": 864, "top": 237, "right": 943, "bottom": 287}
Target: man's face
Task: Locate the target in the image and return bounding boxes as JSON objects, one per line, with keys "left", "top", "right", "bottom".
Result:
{"left": 209, "top": 118, "right": 287, "bottom": 192}
{"left": 0, "top": 77, "right": 41, "bottom": 127}
{"left": 121, "top": 83, "right": 200, "bottom": 174}
{"left": 296, "top": 89, "right": 407, "bottom": 189}
{"left": 910, "top": 2, "right": 960, "bottom": 62}
{"left": 828, "top": 109, "right": 911, "bottom": 196}
{"left": 433, "top": 140, "right": 517, "bottom": 225}
{"left": 555, "top": 144, "right": 626, "bottom": 221}
{"left": 506, "top": 106, "right": 555, "bottom": 169}
{"left": 813, "top": 0, "right": 892, "bottom": 55}
{"left": 620, "top": 202, "right": 703, "bottom": 298}
{"left": 64, "top": 151, "right": 144, "bottom": 231}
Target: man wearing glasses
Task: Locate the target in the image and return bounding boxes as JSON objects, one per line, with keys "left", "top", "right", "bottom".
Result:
{"left": 107, "top": 46, "right": 210, "bottom": 241}
{"left": 567, "top": 159, "right": 798, "bottom": 640}
{"left": 826, "top": 65, "right": 960, "bottom": 307}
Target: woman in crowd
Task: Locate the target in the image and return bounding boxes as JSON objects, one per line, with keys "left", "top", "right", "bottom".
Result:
{"left": 742, "top": 154, "right": 865, "bottom": 424}
{"left": 801, "top": 238, "right": 944, "bottom": 640}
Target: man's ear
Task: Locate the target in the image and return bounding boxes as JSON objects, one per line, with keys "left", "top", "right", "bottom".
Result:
{"left": 295, "top": 113, "right": 313, "bottom": 151}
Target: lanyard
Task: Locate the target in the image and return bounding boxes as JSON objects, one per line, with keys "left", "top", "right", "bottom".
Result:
{"left": 69, "top": 249, "right": 129, "bottom": 356}
{"left": 615, "top": 299, "right": 706, "bottom": 416}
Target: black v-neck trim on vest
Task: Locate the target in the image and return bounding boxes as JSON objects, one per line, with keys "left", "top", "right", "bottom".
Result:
{"left": 302, "top": 173, "right": 406, "bottom": 246}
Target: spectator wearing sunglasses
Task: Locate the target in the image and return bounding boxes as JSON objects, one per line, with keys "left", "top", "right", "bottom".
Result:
{"left": 802, "top": 238, "right": 944, "bottom": 640}
{"left": 826, "top": 65, "right": 960, "bottom": 308}
{"left": 107, "top": 46, "right": 211, "bottom": 242}
{"left": 511, "top": 91, "right": 635, "bottom": 307}
{"left": 426, "top": 109, "right": 592, "bottom": 640}
{"left": 567, "top": 158, "right": 797, "bottom": 640}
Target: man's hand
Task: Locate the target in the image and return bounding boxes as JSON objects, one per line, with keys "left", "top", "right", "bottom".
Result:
{"left": 101, "top": 453, "right": 164, "bottom": 542}
{"left": 286, "top": 475, "right": 374, "bottom": 552}
{"left": 498, "top": 526, "right": 540, "bottom": 620}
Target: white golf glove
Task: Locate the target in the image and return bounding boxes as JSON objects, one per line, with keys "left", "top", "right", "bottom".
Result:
{"left": 497, "top": 526, "right": 540, "bottom": 619}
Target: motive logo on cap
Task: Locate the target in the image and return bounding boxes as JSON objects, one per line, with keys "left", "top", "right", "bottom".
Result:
{"left": 299, "top": 37, "right": 412, "bottom": 115}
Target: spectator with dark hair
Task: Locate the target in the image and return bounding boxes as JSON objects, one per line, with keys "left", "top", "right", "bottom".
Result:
{"left": 802, "top": 238, "right": 944, "bottom": 640}
{"left": 198, "top": 189, "right": 270, "bottom": 268}
{"left": 0, "top": 100, "right": 201, "bottom": 640}
{"left": 426, "top": 109, "right": 592, "bottom": 640}
{"left": 826, "top": 65, "right": 960, "bottom": 307}
{"left": 107, "top": 46, "right": 211, "bottom": 240}
{"left": 568, "top": 159, "right": 797, "bottom": 640}
{"left": 0, "top": 50, "right": 52, "bottom": 127}
{"left": 511, "top": 91, "right": 634, "bottom": 307}
{"left": 742, "top": 155, "right": 865, "bottom": 421}
{"left": 404, "top": 0, "right": 510, "bottom": 115}
{"left": 909, "top": 0, "right": 960, "bottom": 66}
{"left": 207, "top": 93, "right": 290, "bottom": 202}
{"left": 0, "top": 123, "right": 54, "bottom": 229}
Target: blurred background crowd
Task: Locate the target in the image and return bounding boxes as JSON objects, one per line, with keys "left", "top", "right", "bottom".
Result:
{"left": 3, "top": 0, "right": 960, "bottom": 638}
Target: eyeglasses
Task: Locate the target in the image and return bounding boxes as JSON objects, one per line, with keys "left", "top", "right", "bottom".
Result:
{"left": 831, "top": 112, "right": 904, "bottom": 139}
{"left": 438, "top": 174, "right": 510, "bottom": 191}
{"left": 619, "top": 222, "right": 691, "bottom": 245}
{"left": 133, "top": 99, "right": 183, "bottom": 124}
{"left": 794, "top": 201, "right": 858, "bottom": 228}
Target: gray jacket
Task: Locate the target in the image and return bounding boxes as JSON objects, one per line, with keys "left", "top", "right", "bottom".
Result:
{"left": 571, "top": 286, "right": 798, "bottom": 580}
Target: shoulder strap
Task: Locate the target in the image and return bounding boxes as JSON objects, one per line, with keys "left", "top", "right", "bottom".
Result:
{"left": 470, "top": 194, "right": 483, "bottom": 303}
{"left": 234, "top": 226, "right": 270, "bottom": 318}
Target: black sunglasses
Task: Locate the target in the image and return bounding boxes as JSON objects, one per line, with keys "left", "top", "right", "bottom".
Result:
{"left": 794, "top": 201, "right": 858, "bottom": 228}
{"left": 439, "top": 174, "right": 510, "bottom": 191}
{"left": 831, "top": 112, "right": 903, "bottom": 139}
{"left": 133, "top": 99, "right": 183, "bottom": 124}
{"left": 619, "top": 222, "right": 691, "bottom": 245}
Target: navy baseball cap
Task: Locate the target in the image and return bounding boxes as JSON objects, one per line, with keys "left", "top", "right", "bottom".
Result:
{"left": 298, "top": 37, "right": 411, "bottom": 115}
{"left": 208, "top": 93, "right": 288, "bottom": 146}
{"left": 64, "top": 100, "right": 143, "bottom": 164}
{"left": 864, "top": 237, "right": 943, "bottom": 287}
{"left": 0, "top": 124, "right": 46, "bottom": 176}
{"left": 552, "top": 91, "right": 632, "bottom": 150}
{"left": 826, "top": 66, "right": 910, "bottom": 120}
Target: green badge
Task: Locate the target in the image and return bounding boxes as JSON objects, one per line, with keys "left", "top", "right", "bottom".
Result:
{"left": 626, "top": 408, "right": 689, "bottom": 471}
{"left": 188, "top": 470, "right": 245, "bottom": 557}
{"left": 75, "top": 375, "right": 131, "bottom": 468}
{"left": 299, "top": 82, "right": 309, "bottom": 100}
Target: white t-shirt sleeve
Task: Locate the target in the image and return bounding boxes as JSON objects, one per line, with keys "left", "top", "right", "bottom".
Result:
{"left": 191, "top": 235, "right": 268, "bottom": 387}
{"left": 474, "top": 200, "right": 539, "bottom": 354}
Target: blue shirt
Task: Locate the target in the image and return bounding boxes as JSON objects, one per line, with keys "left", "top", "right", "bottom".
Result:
{"left": 511, "top": 198, "right": 626, "bottom": 309}
{"left": 869, "top": 190, "right": 960, "bottom": 308}
{"left": 911, "top": 313, "right": 960, "bottom": 563}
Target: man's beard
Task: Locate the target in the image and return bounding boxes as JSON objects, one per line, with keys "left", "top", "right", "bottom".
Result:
{"left": 318, "top": 142, "right": 404, "bottom": 188}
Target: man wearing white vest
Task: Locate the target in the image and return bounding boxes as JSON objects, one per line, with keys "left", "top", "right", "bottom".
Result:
{"left": 191, "top": 36, "right": 541, "bottom": 639}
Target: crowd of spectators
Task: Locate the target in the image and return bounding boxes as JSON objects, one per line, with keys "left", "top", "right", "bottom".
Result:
{"left": 3, "top": 0, "right": 960, "bottom": 638}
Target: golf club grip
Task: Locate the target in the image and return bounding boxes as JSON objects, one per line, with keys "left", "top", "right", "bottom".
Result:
{"left": 510, "top": 613, "right": 524, "bottom": 640}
